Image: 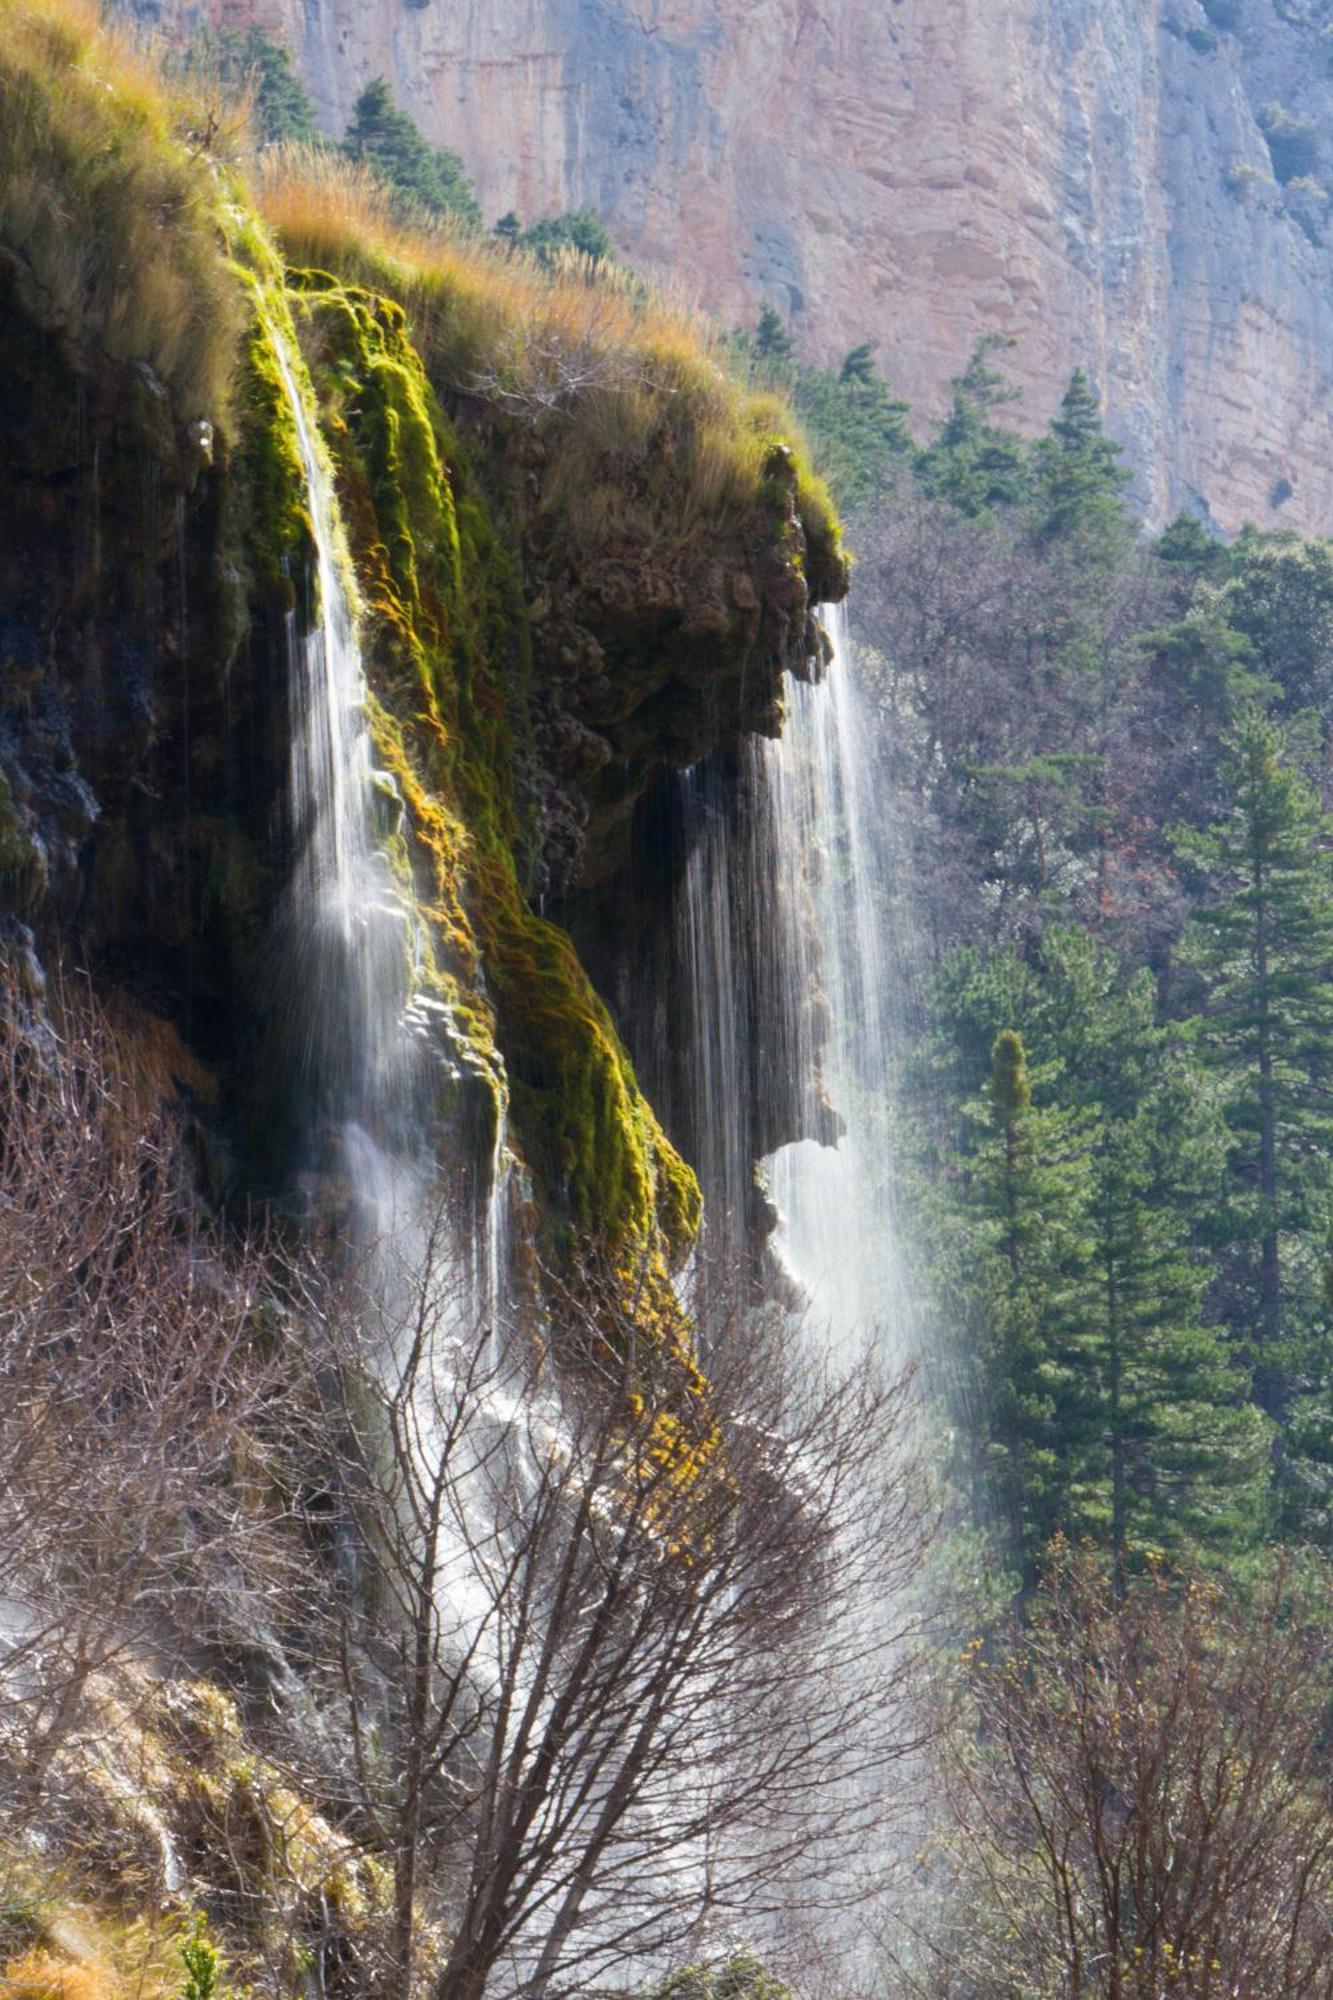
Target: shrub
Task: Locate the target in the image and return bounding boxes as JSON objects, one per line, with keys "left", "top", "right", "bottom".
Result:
{"left": 1282, "top": 170, "right": 1329, "bottom": 240}
{"left": 1258, "top": 99, "right": 1320, "bottom": 183}
{"left": 1226, "top": 157, "right": 1276, "bottom": 203}
{"left": 0, "top": 1952, "right": 118, "bottom": 2000}
{"left": 342, "top": 76, "right": 481, "bottom": 229}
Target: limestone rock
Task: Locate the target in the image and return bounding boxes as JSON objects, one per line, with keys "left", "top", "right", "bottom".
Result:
{"left": 163, "top": 0, "right": 1333, "bottom": 534}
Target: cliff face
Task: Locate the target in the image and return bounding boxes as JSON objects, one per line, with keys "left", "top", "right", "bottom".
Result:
{"left": 164, "top": 0, "right": 1333, "bottom": 534}
{"left": 0, "top": 6, "right": 843, "bottom": 1261}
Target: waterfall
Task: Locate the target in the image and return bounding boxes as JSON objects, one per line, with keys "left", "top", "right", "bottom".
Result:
{"left": 267, "top": 324, "right": 512, "bottom": 1334}
{"left": 269, "top": 333, "right": 417, "bottom": 1174}
{"left": 666, "top": 604, "right": 910, "bottom": 1359}
{"left": 763, "top": 602, "right": 911, "bottom": 1358}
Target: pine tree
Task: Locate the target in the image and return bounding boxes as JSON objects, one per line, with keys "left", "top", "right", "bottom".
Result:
{"left": 839, "top": 341, "right": 877, "bottom": 387}
{"left": 1028, "top": 931, "right": 1268, "bottom": 1568}
{"left": 927, "top": 935, "right": 1269, "bottom": 1576}
{"left": 343, "top": 79, "right": 482, "bottom": 229}
{"left": 1029, "top": 368, "right": 1131, "bottom": 555}
{"left": 1173, "top": 712, "right": 1333, "bottom": 1426}
{"left": 917, "top": 336, "right": 1029, "bottom": 517}
{"left": 951, "top": 1028, "right": 1094, "bottom": 1575}
{"left": 754, "top": 302, "right": 794, "bottom": 363}
{"left": 520, "top": 208, "right": 614, "bottom": 267}
{"left": 170, "top": 26, "right": 320, "bottom": 148}
{"left": 793, "top": 354, "right": 910, "bottom": 510}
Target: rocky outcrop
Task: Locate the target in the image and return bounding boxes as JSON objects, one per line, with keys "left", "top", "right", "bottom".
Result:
{"left": 0, "top": 4, "right": 844, "bottom": 1256}
{"left": 153, "top": 0, "right": 1333, "bottom": 534}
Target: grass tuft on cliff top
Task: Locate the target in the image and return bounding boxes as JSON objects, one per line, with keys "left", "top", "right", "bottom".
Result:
{"left": 0, "top": 0, "right": 242, "bottom": 424}
{"left": 256, "top": 145, "right": 842, "bottom": 576}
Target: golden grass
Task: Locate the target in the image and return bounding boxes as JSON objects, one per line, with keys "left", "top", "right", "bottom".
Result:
{"left": 256, "top": 145, "right": 840, "bottom": 565}
{"left": 0, "top": 0, "right": 243, "bottom": 423}
{"left": 0, "top": 0, "right": 837, "bottom": 561}
{"left": 0, "top": 1950, "right": 119, "bottom": 2000}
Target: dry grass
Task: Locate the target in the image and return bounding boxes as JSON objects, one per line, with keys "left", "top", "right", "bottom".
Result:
{"left": 0, "top": 0, "right": 243, "bottom": 423}
{"left": 0, "top": 0, "right": 836, "bottom": 558}
{"left": 256, "top": 145, "right": 840, "bottom": 563}
{"left": 0, "top": 1950, "right": 119, "bottom": 2000}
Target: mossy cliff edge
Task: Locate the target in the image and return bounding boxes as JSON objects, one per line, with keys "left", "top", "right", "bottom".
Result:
{"left": 0, "top": 0, "right": 845, "bottom": 1264}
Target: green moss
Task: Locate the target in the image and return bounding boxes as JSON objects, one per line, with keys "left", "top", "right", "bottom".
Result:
{"left": 288, "top": 272, "right": 699, "bottom": 1262}
{"left": 228, "top": 270, "right": 316, "bottom": 609}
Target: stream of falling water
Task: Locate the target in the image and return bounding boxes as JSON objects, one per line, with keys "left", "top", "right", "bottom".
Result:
{"left": 271, "top": 322, "right": 910, "bottom": 1980}
{"left": 762, "top": 602, "right": 912, "bottom": 1360}
{"left": 270, "top": 322, "right": 523, "bottom": 1355}
{"left": 671, "top": 605, "right": 912, "bottom": 1361}
{"left": 270, "top": 332, "right": 418, "bottom": 1169}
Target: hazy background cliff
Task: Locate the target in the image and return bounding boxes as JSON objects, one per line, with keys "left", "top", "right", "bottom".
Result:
{"left": 137, "top": 0, "right": 1333, "bottom": 531}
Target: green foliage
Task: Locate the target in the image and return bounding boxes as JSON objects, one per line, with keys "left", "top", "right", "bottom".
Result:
{"left": 652, "top": 1953, "right": 796, "bottom": 2000}
{"left": 342, "top": 77, "right": 482, "bottom": 229}
{"left": 794, "top": 349, "right": 911, "bottom": 510}
{"left": 919, "top": 932, "right": 1271, "bottom": 1577}
{"left": 1257, "top": 100, "right": 1321, "bottom": 184}
{"left": 178, "top": 1918, "right": 231, "bottom": 2000}
{"left": 917, "top": 336, "right": 1029, "bottom": 518}
{"left": 1029, "top": 369, "right": 1131, "bottom": 555}
{"left": 516, "top": 206, "right": 615, "bottom": 267}
{"left": 1227, "top": 533, "right": 1333, "bottom": 711}
{"left": 753, "top": 302, "right": 794, "bottom": 364}
{"left": 1172, "top": 712, "right": 1333, "bottom": 1445}
{"left": 735, "top": 308, "right": 910, "bottom": 509}
{"left": 169, "top": 25, "right": 319, "bottom": 147}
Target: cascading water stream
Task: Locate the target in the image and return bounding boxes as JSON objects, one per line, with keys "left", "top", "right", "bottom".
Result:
{"left": 266, "top": 321, "right": 562, "bottom": 1657}
{"left": 762, "top": 602, "right": 912, "bottom": 1359}
{"left": 269, "top": 333, "right": 416, "bottom": 1175}
{"left": 667, "top": 605, "right": 912, "bottom": 1360}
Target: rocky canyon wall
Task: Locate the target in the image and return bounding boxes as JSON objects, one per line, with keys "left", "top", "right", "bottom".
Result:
{"left": 146, "top": 0, "right": 1333, "bottom": 533}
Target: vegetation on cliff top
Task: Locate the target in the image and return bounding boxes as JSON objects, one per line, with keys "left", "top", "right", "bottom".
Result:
{"left": 0, "top": 0, "right": 241, "bottom": 423}
{"left": 254, "top": 147, "right": 841, "bottom": 584}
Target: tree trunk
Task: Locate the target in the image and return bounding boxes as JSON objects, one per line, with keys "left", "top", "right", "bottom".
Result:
{"left": 1254, "top": 867, "right": 1285, "bottom": 1421}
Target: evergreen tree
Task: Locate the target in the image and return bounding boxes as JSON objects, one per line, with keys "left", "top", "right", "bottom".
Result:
{"left": 1173, "top": 712, "right": 1333, "bottom": 1426}
{"left": 343, "top": 78, "right": 482, "bottom": 228}
{"left": 519, "top": 207, "right": 614, "bottom": 267}
{"left": 753, "top": 302, "right": 794, "bottom": 365}
{"left": 925, "top": 935, "right": 1269, "bottom": 1576}
{"left": 917, "top": 336, "right": 1029, "bottom": 517}
{"left": 170, "top": 25, "right": 320, "bottom": 148}
{"left": 1226, "top": 534, "right": 1333, "bottom": 717}
{"left": 1029, "top": 368, "right": 1131, "bottom": 554}
{"left": 793, "top": 354, "right": 910, "bottom": 511}
{"left": 839, "top": 341, "right": 877, "bottom": 386}
{"left": 946, "top": 1027, "right": 1093, "bottom": 1574}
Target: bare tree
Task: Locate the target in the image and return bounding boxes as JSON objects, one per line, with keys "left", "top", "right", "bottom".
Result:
{"left": 0, "top": 954, "right": 297, "bottom": 1819}
{"left": 284, "top": 1227, "right": 932, "bottom": 2000}
{"left": 914, "top": 1548, "right": 1333, "bottom": 2000}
